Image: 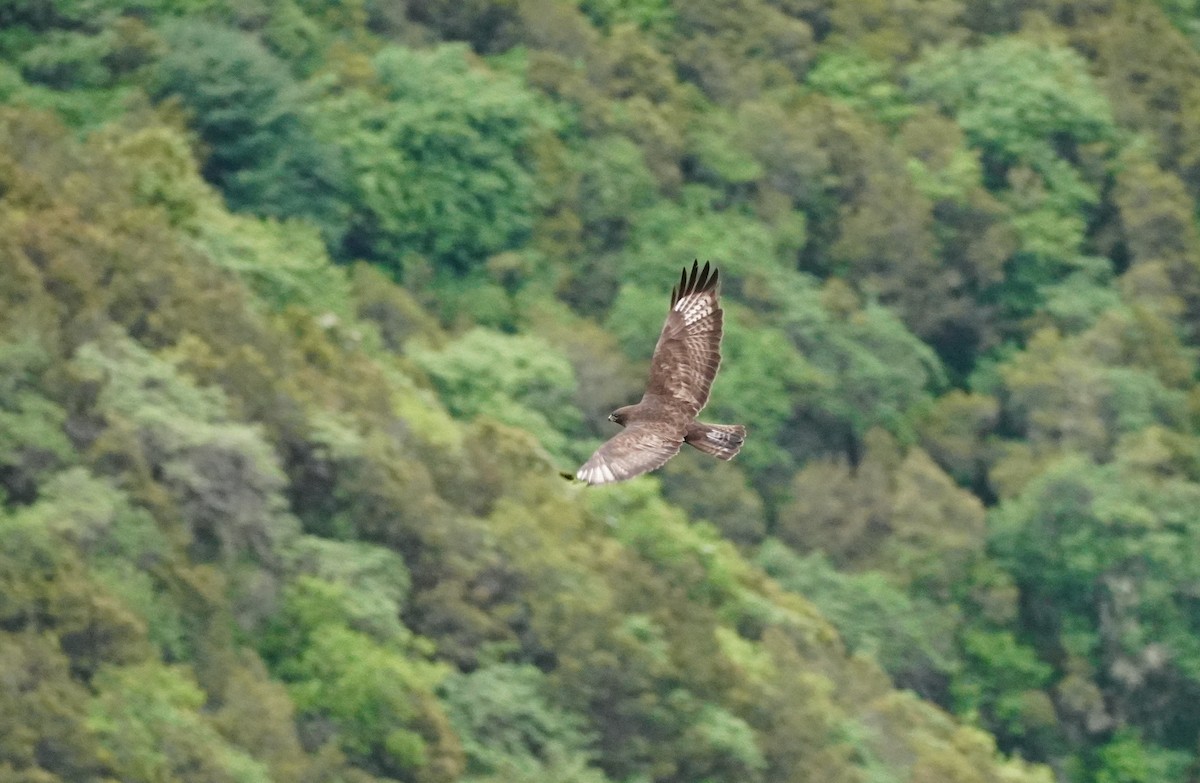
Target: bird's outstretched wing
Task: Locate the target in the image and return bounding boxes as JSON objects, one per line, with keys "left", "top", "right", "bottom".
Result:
{"left": 642, "top": 260, "right": 724, "bottom": 417}
{"left": 575, "top": 261, "right": 728, "bottom": 486}
{"left": 575, "top": 424, "right": 683, "bottom": 486}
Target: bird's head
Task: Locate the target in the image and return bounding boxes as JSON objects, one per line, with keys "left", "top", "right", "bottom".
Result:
{"left": 608, "top": 408, "right": 629, "bottom": 426}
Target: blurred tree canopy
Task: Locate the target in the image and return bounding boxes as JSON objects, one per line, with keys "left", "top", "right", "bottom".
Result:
{"left": 2, "top": 1, "right": 1200, "bottom": 782}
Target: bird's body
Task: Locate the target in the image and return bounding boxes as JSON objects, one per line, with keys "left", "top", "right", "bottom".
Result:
{"left": 575, "top": 261, "right": 746, "bottom": 485}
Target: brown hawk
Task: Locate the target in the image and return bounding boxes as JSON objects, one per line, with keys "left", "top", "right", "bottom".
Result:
{"left": 575, "top": 260, "right": 746, "bottom": 485}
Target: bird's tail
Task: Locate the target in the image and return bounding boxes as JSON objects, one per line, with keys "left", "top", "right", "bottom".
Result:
{"left": 685, "top": 422, "right": 746, "bottom": 461}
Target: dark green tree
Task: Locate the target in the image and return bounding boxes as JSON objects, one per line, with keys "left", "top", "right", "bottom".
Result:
{"left": 152, "top": 20, "right": 350, "bottom": 248}
{"left": 317, "top": 43, "right": 539, "bottom": 272}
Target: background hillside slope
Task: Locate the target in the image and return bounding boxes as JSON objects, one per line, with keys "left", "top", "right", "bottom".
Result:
{"left": 2, "top": 1, "right": 1200, "bottom": 782}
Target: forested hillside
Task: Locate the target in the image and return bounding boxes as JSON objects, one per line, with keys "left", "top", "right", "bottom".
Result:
{"left": 2, "top": 1, "right": 1200, "bottom": 781}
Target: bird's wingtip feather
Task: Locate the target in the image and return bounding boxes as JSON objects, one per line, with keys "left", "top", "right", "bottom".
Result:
{"left": 673, "top": 259, "right": 719, "bottom": 304}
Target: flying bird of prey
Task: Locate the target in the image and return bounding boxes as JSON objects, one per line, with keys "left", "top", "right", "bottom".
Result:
{"left": 575, "top": 260, "right": 746, "bottom": 485}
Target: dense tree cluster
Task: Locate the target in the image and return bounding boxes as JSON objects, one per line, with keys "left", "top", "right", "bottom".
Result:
{"left": 2, "top": 1, "right": 1200, "bottom": 781}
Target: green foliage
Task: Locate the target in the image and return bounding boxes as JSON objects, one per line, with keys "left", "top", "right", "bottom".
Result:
{"left": 1092, "top": 729, "right": 1192, "bottom": 783}
{"left": 672, "top": 693, "right": 767, "bottom": 783}
{"left": 10, "top": 3, "right": 1200, "bottom": 782}
{"left": 802, "top": 301, "right": 946, "bottom": 436}
{"left": 808, "top": 49, "right": 913, "bottom": 126}
{"left": 907, "top": 39, "right": 1116, "bottom": 186}
{"left": 915, "top": 389, "right": 999, "bottom": 487}
{"left": 21, "top": 468, "right": 185, "bottom": 659}
{"left": 711, "top": 318, "right": 817, "bottom": 475}
{"left": 580, "top": 0, "right": 676, "bottom": 34}
{"left": 0, "top": 338, "right": 74, "bottom": 503}
{"left": 994, "top": 322, "right": 1190, "bottom": 465}
{"left": 686, "top": 109, "right": 765, "bottom": 185}
{"left": 73, "top": 335, "right": 298, "bottom": 564}
{"left": 776, "top": 433, "right": 985, "bottom": 593}
{"left": 658, "top": 453, "right": 767, "bottom": 544}
{"left": 19, "top": 29, "right": 119, "bottom": 89}
{"left": 289, "top": 625, "right": 448, "bottom": 775}
{"left": 317, "top": 43, "right": 540, "bottom": 271}
{"left": 409, "top": 327, "right": 581, "bottom": 461}
{"left": 152, "top": 19, "right": 350, "bottom": 246}
{"left": 441, "top": 663, "right": 606, "bottom": 779}
{"left": 571, "top": 134, "right": 658, "bottom": 257}
{"left": 908, "top": 38, "right": 1119, "bottom": 321}
{"left": 0, "top": 498, "right": 150, "bottom": 673}
{"left": 98, "top": 121, "right": 219, "bottom": 228}
{"left": 284, "top": 536, "right": 413, "bottom": 644}
{"left": 771, "top": 282, "right": 945, "bottom": 456}
{"left": 197, "top": 209, "right": 356, "bottom": 318}
{"left": 619, "top": 187, "right": 794, "bottom": 295}
{"left": 1111, "top": 146, "right": 1200, "bottom": 333}
{"left": 758, "top": 539, "right": 960, "bottom": 693}
{"left": 0, "top": 631, "right": 109, "bottom": 782}
{"left": 263, "top": 576, "right": 460, "bottom": 780}
{"left": 990, "top": 446, "right": 1200, "bottom": 750}
{"left": 952, "top": 628, "right": 1055, "bottom": 743}
{"left": 90, "top": 662, "right": 273, "bottom": 783}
